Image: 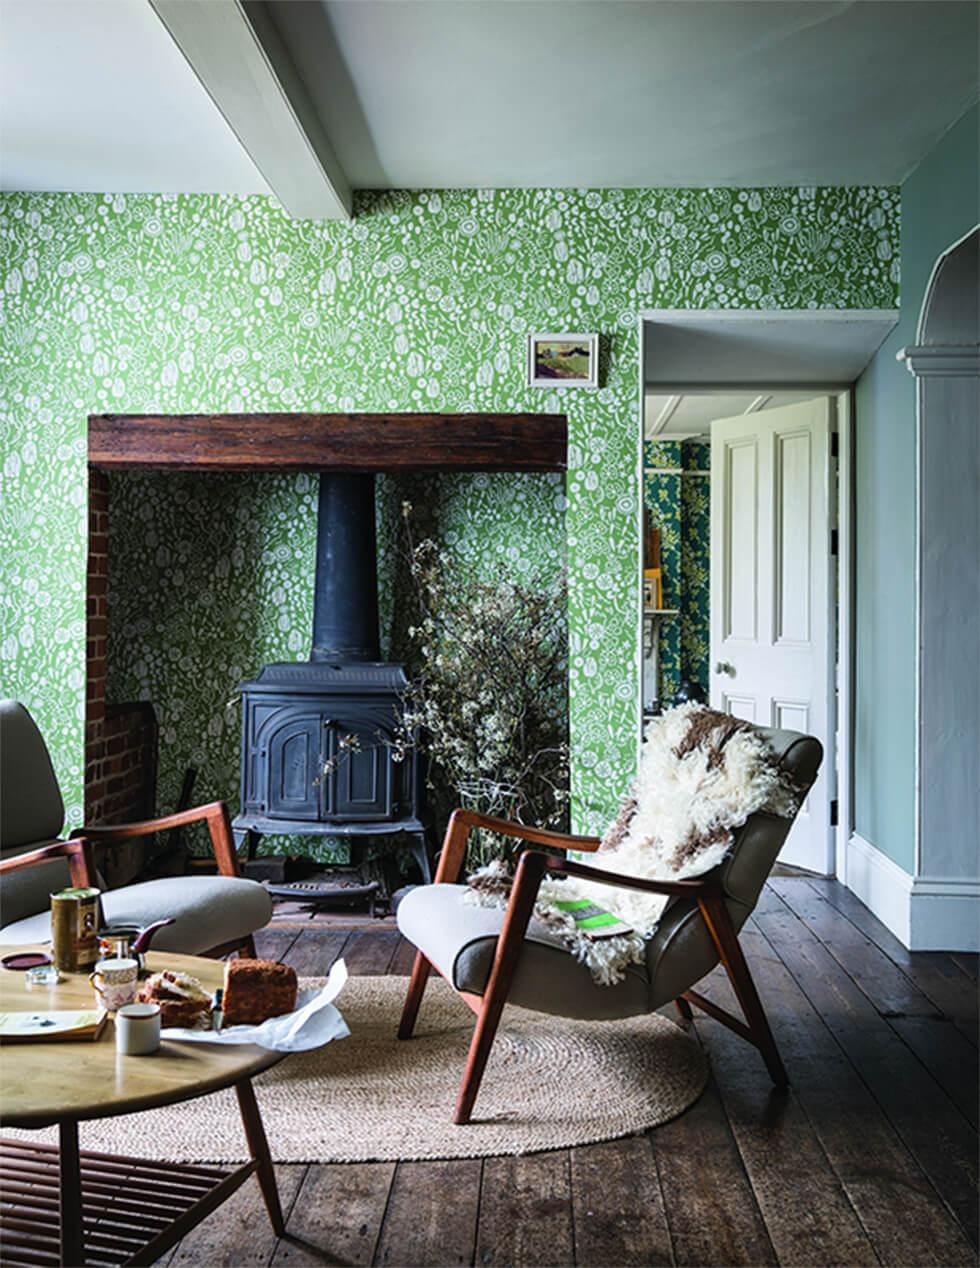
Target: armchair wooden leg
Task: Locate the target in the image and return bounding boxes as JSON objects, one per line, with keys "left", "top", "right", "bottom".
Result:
{"left": 454, "top": 851, "right": 547, "bottom": 1125}
{"left": 698, "top": 891, "right": 788, "bottom": 1088}
{"left": 674, "top": 996, "right": 693, "bottom": 1021}
{"left": 398, "top": 951, "right": 432, "bottom": 1040}
{"left": 455, "top": 980, "right": 508, "bottom": 1125}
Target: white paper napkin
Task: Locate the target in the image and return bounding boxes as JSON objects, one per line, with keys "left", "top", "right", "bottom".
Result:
{"left": 160, "top": 958, "right": 350, "bottom": 1052}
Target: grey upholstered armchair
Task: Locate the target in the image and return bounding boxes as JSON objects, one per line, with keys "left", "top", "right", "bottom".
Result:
{"left": 0, "top": 699, "right": 272, "bottom": 956}
{"left": 397, "top": 724, "right": 822, "bottom": 1124}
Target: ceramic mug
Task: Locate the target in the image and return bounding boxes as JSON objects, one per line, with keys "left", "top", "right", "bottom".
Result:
{"left": 89, "top": 957, "right": 139, "bottom": 1011}
{"left": 116, "top": 1002, "right": 161, "bottom": 1056}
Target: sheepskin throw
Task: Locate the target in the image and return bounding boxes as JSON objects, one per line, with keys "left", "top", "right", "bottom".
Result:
{"left": 466, "top": 702, "right": 799, "bottom": 985}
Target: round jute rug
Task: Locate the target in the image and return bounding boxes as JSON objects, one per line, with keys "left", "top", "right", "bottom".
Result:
{"left": 12, "top": 976, "right": 708, "bottom": 1163}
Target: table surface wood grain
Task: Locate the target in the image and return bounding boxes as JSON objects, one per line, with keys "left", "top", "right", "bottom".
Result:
{"left": 0, "top": 949, "right": 282, "bottom": 1128}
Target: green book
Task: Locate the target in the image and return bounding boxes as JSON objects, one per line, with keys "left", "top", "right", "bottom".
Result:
{"left": 552, "top": 898, "right": 633, "bottom": 940}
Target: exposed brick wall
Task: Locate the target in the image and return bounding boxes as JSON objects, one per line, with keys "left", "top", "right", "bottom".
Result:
{"left": 85, "top": 470, "right": 159, "bottom": 886}
{"left": 84, "top": 468, "right": 109, "bottom": 819}
{"left": 93, "top": 704, "right": 159, "bottom": 825}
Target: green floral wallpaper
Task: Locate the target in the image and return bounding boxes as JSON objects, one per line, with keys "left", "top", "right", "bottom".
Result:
{"left": 643, "top": 440, "right": 710, "bottom": 701}
{"left": 0, "top": 186, "right": 900, "bottom": 836}
{"left": 680, "top": 442, "right": 711, "bottom": 693}
{"left": 105, "top": 466, "right": 565, "bottom": 858}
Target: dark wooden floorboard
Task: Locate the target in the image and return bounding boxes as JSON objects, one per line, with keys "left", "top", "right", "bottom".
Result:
{"left": 252, "top": 927, "right": 302, "bottom": 964}
{"left": 692, "top": 968, "right": 881, "bottom": 1266}
{"left": 570, "top": 1137, "right": 672, "bottom": 1266}
{"left": 755, "top": 886, "right": 979, "bottom": 1249}
{"left": 650, "top": 1077, "right": 778, "bottom": 1266}
{"left": 270, "top": 1162, "right": 395, "bottom": 1265}
{"left": 279, "top": 929, "right": 351, "bottom": 977}
{"left": 159, "top": 878, "right": 980, "bottom": 1267}
{"left": 388, "top": 935, "right": 419, "bottom": 975}
{"left": 793, "top": 877, "right": 979, "bottom": 1044}
{"left": 770, "top": 882, "right": 973, "bottom": 1120}
{"left": 342, "top": 928, "right": 402, "bottom": 975}
{"left": 168, "top": 1167, "right": 306, "bottom": 1267}
{"left": 476, "top": 1153, "right": 575, "bottom": 1267}
{"left": 741, "top": 920, "right": 976, "bottom": 1265}
{"left": 951, "top": 952, "right": 979, "bottom": 981}
{"left": 375, "top": 1159, "right": 482, "bottom": 1267}
{"left": 772, "top": 878, "right": 980, "bottom": 1124}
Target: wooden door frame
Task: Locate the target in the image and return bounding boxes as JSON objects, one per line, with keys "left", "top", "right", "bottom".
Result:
{"left": 636, "top": 308, "right": 898, "bottom": 880}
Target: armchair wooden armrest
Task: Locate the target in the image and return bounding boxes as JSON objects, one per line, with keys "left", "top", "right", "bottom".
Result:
{"left": 433, "top": 808, "right": 601, "bottom": 886}
{"left": 535, "top": 852, "right": 711, "bottom": 898}
{"left": 69, "top": 801, "right": 240, "bottom": 878}
{"left": 0, "top": 838, "right": 97, "bottom": 890}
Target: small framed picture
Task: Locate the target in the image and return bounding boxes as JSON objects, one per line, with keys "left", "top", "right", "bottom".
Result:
{"left": 527, "top": 333, "right": 599, "bottom": 389}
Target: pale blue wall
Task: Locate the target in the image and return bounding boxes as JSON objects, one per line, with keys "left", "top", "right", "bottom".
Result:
{"left": 854, "top": 104, "right": 979, "bottom": 872}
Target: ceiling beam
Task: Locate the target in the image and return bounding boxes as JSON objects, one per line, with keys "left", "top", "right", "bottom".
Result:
{"left": 149, "top": 0, "right": 351, "bottom": 220}
{"left": 649, "top": 394, "right": 682, "bottom": 435}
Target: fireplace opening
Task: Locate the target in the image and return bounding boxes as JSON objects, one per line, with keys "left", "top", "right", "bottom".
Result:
{"left": 87, "top": 409, "right": 568, "bottom": 913}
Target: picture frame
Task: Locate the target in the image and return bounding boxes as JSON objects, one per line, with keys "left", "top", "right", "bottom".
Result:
{"left": 527, "top": 333, "right": 599, "bottom": 389}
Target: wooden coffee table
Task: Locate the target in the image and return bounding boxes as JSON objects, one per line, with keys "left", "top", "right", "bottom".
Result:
{"left": 0, "top": 948, "right": 287, "bottom": 1266}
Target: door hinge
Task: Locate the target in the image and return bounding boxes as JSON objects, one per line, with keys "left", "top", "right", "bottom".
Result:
{"left": 831, "top": 528, "right": 839, "bottom": 556}
{"left": 831, "top": 431, "right": 839, "bottom": 460}
{"left": 830, "top": 798, "right": 838, "bottom": 827}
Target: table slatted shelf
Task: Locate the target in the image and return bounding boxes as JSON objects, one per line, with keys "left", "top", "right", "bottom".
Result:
{"left": 0, "top": 1137, "right": 256, "bottom": 1267}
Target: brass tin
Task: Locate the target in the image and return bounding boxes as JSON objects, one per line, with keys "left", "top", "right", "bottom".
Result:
{"left": 50, "top": 887, "right": 100, "bottom": 972}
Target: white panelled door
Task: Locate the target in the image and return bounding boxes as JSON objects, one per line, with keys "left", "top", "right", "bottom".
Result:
{"left": 709, "top": 397, "right": 835, "bottom": 873}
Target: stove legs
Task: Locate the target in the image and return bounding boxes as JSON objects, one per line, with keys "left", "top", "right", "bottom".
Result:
{"left": 233, "top": 827, "right": 261, "bottom": 862}
{"left": 406, "top": 831, "right": 432, "bottom": 884}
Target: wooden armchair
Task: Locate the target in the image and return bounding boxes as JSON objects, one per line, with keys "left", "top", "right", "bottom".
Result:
{"left": 397, "top": 725, "right": 822, "bottom": 1124}
{"left": 0, "top": 700, "right": 271, "bottom": 957}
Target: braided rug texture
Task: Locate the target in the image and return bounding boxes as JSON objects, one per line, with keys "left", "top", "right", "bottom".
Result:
{"left": 11, "top": 976, "right": 708, "bottom": 1163}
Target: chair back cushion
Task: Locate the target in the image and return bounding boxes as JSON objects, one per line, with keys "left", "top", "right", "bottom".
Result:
{"left": 1, "top": 700, "right": 65, "bottom": 849}
{"left": 1, "top": 700, "right": 70, "bottom": 926}
{"left": 718, "top": 727, "right": 823, "bottom": 908}
{"left": 645, "top": 723, "right": 822, "bottom": 1009}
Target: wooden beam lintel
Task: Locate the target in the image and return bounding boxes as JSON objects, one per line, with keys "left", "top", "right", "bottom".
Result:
{"left": 88, "top": 412, "right": 567, "bottom": 473}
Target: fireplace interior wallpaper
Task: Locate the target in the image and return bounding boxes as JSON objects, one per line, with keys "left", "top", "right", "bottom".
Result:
{"left": 0, "top": 186, "right": 899, "bottom": 843}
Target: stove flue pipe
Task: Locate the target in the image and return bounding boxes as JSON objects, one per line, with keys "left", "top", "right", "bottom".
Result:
{"left": 310, "top": 473, "right": 380, "bottom": 663}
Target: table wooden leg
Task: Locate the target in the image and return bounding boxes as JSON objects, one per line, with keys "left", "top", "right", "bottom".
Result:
{"left": 235, "top": 1078, "right": 285, "bottom": 1235}
{"left": 59, "top": 1119, "right": 84, "bottom": 1267}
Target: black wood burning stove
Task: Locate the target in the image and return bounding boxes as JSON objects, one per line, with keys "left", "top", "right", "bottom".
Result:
{"left": 232, "top": 473, "right": 429, "bottom": 882}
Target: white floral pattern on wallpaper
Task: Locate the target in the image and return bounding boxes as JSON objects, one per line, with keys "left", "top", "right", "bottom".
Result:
{"left": 0, "top": 187, "right": 899, "bottom": 833}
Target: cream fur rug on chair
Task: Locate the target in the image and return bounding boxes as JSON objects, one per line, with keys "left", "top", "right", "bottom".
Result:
{"left": 467, "top": 702, "right": 799, "bottom": 984}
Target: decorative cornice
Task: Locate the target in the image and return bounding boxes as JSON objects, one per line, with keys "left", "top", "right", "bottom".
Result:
{"left": 898, "top": 345, "right": 980, "bottom": 377}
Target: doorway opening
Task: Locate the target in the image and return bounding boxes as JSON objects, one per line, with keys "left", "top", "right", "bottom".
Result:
{"left": 638, "top": 309, "right": 899, "bottom": 878}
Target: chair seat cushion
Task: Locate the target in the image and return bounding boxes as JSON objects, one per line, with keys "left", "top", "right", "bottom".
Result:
{"left": 0, "top": 875, "right": 272, "bottom": 955}
{"left": 397, "top": 883, "right": 650, "bottom": 1020}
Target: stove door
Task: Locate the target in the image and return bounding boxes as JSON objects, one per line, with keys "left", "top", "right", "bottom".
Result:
{"left": 265, "top": 710, "right": 323, "bottom": 822}
{"left": 325, "top": 719, "right": 393, "bottom": 822}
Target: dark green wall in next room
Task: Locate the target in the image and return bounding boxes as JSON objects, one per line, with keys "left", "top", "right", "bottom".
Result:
{"left": 644, "top": 439, "right": 710, "bottom": 701}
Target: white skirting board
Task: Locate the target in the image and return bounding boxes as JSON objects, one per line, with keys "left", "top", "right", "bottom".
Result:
{"left": 846, "top": 833, "right": 980, "bottom": 951}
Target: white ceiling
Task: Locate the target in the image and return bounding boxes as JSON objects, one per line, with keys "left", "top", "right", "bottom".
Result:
{"left": 1, "top": 0, "right": 977, "bottom": 196}
{"left": 278, "top": 0, "right": 979, "bottom": 188}
{"left": 0, "top": 0, "right": 269, "bottom": 194}
{"left": 644, "top": 391, "right": 813, "bottom": 440}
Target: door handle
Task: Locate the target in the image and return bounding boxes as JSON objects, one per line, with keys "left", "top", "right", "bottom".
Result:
{"left": 715, "top": 661, "right": 736, "bottom": 677}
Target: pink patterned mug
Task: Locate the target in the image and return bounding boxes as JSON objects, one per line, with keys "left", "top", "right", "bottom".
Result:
{"left": 89, "top": 957, "right": 139, "bottom": 1011}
